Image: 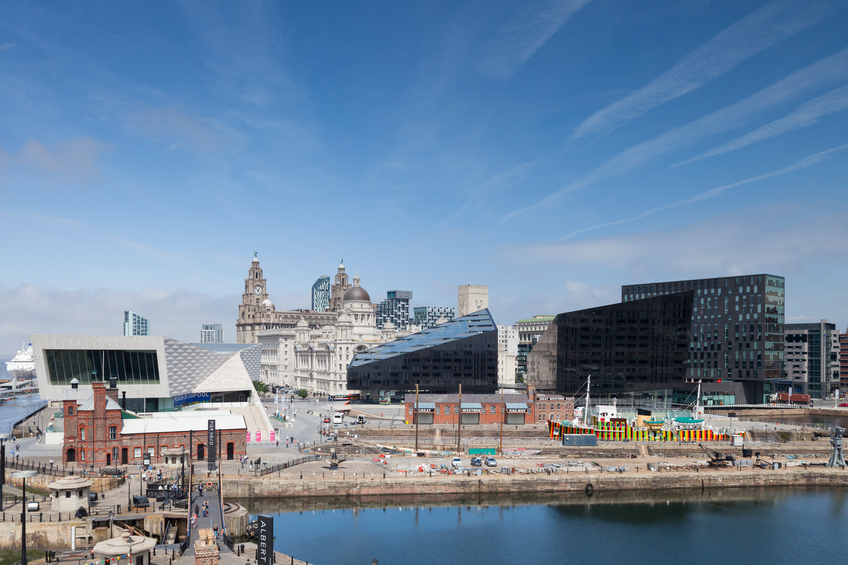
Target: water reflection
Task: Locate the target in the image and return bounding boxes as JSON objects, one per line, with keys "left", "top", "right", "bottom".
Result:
{"left": 239, "top": 488, "right": 848, "bottom": 565}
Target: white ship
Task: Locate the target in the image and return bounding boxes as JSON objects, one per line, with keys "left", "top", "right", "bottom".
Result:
{"left": 5, "top": 342, "right": 36, "bottom": 380}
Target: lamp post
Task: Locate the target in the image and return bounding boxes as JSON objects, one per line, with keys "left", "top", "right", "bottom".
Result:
{"left": 108, "top": 510, "right": 114, "bottom": 539}
{"left": 0, "top": 433, "right": 10, "bottom": 510}
{"left": 12, "top": 470, "right": 37, "bottom": 565}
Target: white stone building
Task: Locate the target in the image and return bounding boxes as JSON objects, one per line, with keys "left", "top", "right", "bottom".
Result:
{"left": 497, "top": 325, "right": 518, "bottom": 386}
{"left": 458, "top": 284, "right": 488, "bottom": 317}
{"left": 258, "top": 275, "right": 411, "bottom": 394}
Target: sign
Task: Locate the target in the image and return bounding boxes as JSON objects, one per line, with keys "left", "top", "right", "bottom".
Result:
{"left": 270, "top": 431, "right": 275, "bottom": 442}
{"left": 173, "top": 392, "right": 210, "bottom": 406}
{"left": 207, "top": 419, "right": 216, "bottom": 471}
{"left": 256, "top": 431, "right": 261, "bottom": 442}
{"left": 246, "top": 431, "right": 251, "bottom": 443}
{"left": 257, "top": 515, "right": 274, "bottom": 565}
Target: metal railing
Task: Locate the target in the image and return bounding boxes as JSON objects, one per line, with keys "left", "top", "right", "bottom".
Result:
{"left": 253, "top": 455, "right": 321, "bottom": 476}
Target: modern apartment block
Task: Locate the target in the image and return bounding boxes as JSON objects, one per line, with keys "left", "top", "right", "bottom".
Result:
{"left": 122, "top": 311, "right": 149, "bottom": 336}
{"left": 376, "top": 290, "right": 413, "bottom": 330}
{"left": 413, "top": 306, "right": 455, "bottom": 330}
{"left": 311, "top": 275, "right": 331, "bottom": 312}
{"left": 200, "top": 323, "right": 224, "bottom": 343}
{"left": 784, "top": 320, "right": 841, "bottom": 398}
{"left": 621, "top": 274, "right": 785, "bottom": 404}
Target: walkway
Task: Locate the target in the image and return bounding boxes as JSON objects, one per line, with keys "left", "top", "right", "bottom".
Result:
{"left": 184, "top": 481, "right": 230, "bottom": 556}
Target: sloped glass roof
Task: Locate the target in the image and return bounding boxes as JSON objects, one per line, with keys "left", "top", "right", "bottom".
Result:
{"left": 349, "top": 309, "right": 496, "bottom": 366}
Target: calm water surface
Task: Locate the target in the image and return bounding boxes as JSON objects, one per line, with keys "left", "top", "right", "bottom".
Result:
{"left": 244, "top": 488, "right": 848, "bottom": 565}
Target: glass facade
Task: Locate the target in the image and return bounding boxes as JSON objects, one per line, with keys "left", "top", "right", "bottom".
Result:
{"left": 311, "top": 275, "right": 331, "bottom": 312}
{"left": 45, "top": 349, "right": 161, "bottom": 386}
{"left": 123, "top": 311, "right": 149, "bottom": 336}
{"left": 620, "top": 274, "right": 784, "bottom": 403}
{"left": 376, "top": 290, "right": 413, "bottom": 330}
{"left": 413, "top": 306, "right": 455, "bottom": 329}
{"left": 528, "top": 293, "right": 693, "bottom": 396}
{"left": 348, "top": 309, "right": 498, "bottom": 398}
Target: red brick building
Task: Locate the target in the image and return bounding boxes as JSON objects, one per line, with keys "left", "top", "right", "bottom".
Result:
{"left": 63, "top": 382, "right": 247, "bottom": 467}
{"left": 404, "top": 391, "right": 536, "bottom": 426}
{"left": 403, "top": 385, "right": 575, "bottom": 426}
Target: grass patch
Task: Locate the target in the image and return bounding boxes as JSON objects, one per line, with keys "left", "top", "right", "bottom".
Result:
{"left": 0, "top": 549, "right": 45, "bottom": 565}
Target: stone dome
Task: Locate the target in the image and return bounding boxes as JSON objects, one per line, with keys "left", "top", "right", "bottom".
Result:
{"left": 296, "top": 318, "right": 309, "bottom": 328}
{"left": 262, "top": 299, "right": 274, "bottom": 308}
{"left": 343, "top": 274, "right": 370, "bottom": 302}
{"left": 252, "top": 256, "right": 259, "bottom": 263}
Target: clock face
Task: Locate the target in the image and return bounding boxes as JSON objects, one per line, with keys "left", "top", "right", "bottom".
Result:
{"left": 253, "top": 285, "right": 263, "bottom": 295}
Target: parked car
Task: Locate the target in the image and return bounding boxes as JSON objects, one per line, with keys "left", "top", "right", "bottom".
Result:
{"left": 451, "top": 457, "right": 462, "bottom": 469}
{"left": 470, "top": 457, "right": 482, "bottom": 467}
{"left": 840, "top": 403, "right": 848, "bottom": 407}
{"left": 485, "top": 457, "right": 497, "bottom": 467}
{"left": 323, "top": 417, "right": 331, "bottom": 423}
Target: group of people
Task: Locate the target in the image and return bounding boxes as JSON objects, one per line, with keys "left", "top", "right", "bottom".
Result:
{"left": 195, "top": 500, "right": 210, "bottom": 518}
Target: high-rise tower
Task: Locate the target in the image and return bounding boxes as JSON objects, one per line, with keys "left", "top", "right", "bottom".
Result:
{"left": 311, "top": 275, "right": 331, "bottom": 312}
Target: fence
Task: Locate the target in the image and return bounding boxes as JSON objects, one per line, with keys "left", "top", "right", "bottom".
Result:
{"left": 5, "top": 458, "right": 78, "bottom": 478}
{"left": 254, "top": 455, "right": 321, "bottom": 476}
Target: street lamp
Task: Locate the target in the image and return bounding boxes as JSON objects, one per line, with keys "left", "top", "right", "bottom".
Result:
{"left": 0, "top": 433, "right": 10, "bottom": 510}
{"left": 108, "top": 510, "right": 114, "bottom": 538}
{"left": 12, "top": 470, "right": 37, "bottom": 565}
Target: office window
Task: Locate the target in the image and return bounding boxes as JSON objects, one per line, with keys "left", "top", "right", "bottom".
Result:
{"left": 109, "top": 426, "right": 117, "bottom": 440}
{"left": 134, "top": 447, "right": 142, "bottom": 458}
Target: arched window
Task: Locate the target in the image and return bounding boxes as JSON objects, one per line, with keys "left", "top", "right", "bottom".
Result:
{"left": 80, "top": 427, "right": 86, "bottom": 441}
{"left": 66, "top": 448, "right": 76, "bottom": 463}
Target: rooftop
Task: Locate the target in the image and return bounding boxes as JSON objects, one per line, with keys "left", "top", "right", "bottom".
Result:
{"left": 349, "top": 309, "right": 496, "bottom": 366}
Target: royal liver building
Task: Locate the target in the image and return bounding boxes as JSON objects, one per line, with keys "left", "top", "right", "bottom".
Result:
{"left": 237, "top": 256, "right": 412, "bottom": 394}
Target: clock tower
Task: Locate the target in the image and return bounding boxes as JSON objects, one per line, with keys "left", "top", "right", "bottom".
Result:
{"left": 237, "top": 254, "right": 271, "bottom": 343}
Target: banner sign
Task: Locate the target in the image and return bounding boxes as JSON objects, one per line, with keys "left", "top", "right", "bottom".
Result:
{"left": 256, "top": 431, "right": 261, "bottom": 442}
{"left": 270, "top": 431, "right": 275, "bottom": 442}
{"left": 173, "top": 392, "right": 210, "bottom": 406}
{"left": 246, "top": 431, "right": 251, "bottom": 443}
{"left": 257, "top": 515, "right": 274, "bottom": 565}
{"left": 207, "top": 419, "right": 216, "bottom": 471}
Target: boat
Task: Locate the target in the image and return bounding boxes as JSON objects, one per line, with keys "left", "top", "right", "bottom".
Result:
{"left": 6, "top": 342, "right": 36, "bottom": 380}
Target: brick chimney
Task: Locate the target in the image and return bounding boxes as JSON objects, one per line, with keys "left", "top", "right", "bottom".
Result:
{"left": 527, "top": 383, "right": 536, "bottom": 402}
{"left": 104, "top": 376, "right": 120, "bottom": 405}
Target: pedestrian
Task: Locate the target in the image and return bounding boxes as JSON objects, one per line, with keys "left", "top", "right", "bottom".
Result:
{"left": 199, "top": 483, "right": 203, "bottom": 497}
{"left": 195, "top": 504, "right": 199, "bottom": 517}
{"left": 276, "top": 440, "right": 279, "bottom": 447}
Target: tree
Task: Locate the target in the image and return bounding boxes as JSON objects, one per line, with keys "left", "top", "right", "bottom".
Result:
{"left": 297, "top": 389, "right": 308, "bottom": 399}
{"left": 254, "top": 381, "right": 269, "bottom": 393}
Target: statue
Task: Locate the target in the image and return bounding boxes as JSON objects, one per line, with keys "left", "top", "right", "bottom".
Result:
{"left": 340, "top": 258, "right": 344, "bottom": 265}
{"left": 254, "top": 251, "right": 258, "bottom": 258}
{"left": 827, "top": 426, "right": 846, "bottom": 468}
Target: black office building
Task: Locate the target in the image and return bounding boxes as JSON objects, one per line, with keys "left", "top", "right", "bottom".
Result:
{"left": 347, "top": 309, "right": 498, "bottom": 401}
{"left": 528, "top": 274, "right": 785, "bottom": 405}
{"left": 527, "top": 293, "right": 693, "bottom": 397}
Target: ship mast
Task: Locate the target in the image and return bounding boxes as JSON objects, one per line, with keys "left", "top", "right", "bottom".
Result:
{"left": 584, "top": 374, "right": 591, "bottom": 427}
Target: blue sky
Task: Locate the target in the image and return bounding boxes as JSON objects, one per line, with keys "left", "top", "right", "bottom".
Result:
{"left": 1, "top": 0, "right": 847, "bottom": 356}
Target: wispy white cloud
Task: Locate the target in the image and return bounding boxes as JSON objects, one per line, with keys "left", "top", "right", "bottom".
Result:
{"left": 501, "top": 208, "right": 848, "bottom": 280}
{"left": 0, "top": 42, "right": 16, "bottom": 52}
{"left": 673, "top": 83, "right": 848, "bottom": 166}
{"left": 480, "top": 0, "right": 592, "bottom": 80}
{"left": 0, "top": 137, "right": 111, "bottom": 185}
{"left": 571, "top": 0, "right": 833, "bottom": 140}
{"left": 503, "top": 46, "right": 848, "bottom": 223}
{"left": 560, "top": 142, "right": 848, "bottom": 239}
{"left": 128, "top": 107, "right": 235, "bottom": 155}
